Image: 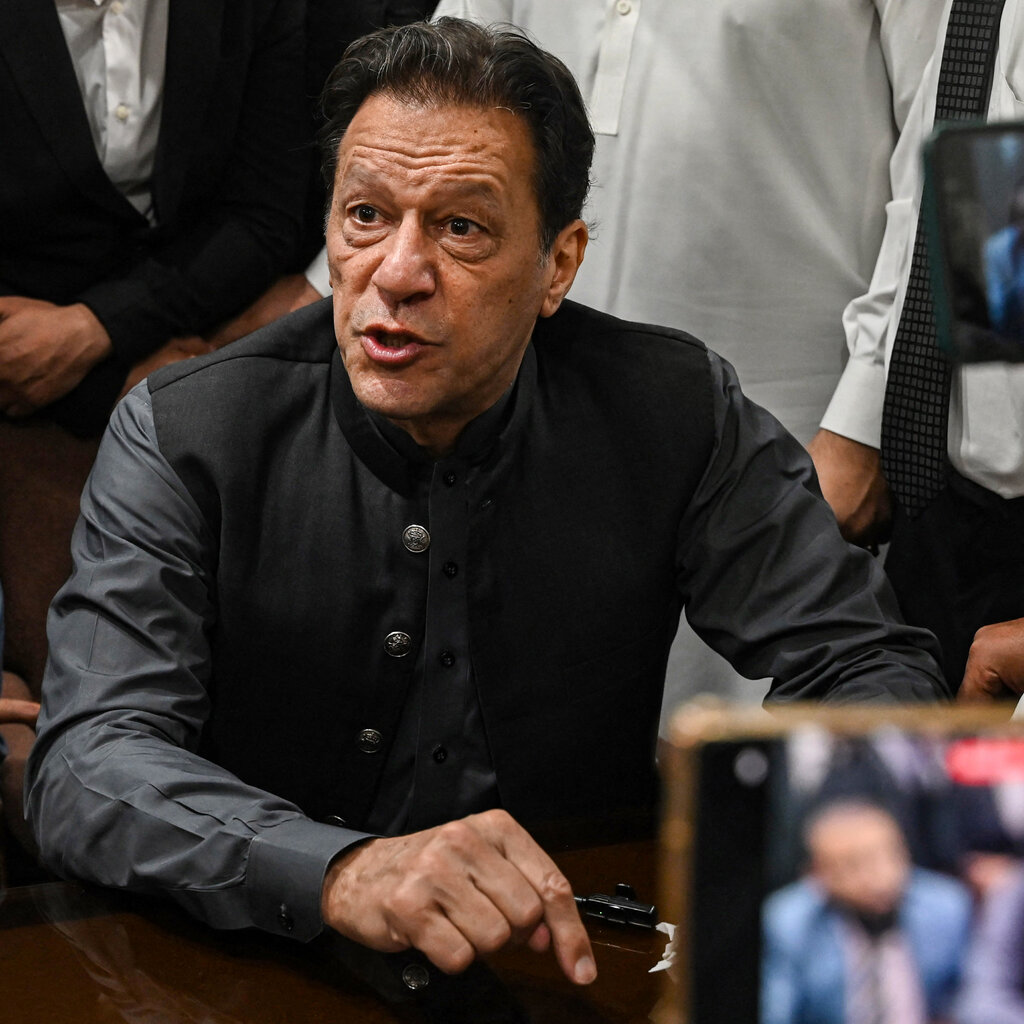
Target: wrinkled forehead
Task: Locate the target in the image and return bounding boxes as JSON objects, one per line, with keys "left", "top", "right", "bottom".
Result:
{"left": 341, "top": 91, "right": 536, "bottom": 161}
{"left": 333, "top": 93, "right": 543, "bottom": 217}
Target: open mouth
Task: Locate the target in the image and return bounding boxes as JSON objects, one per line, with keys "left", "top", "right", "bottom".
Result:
{"left": 361, "top": 329, "right": 428, "bottom": 366}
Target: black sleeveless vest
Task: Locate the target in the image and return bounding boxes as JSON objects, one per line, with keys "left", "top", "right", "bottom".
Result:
{"left": 149, "top": 299, "right": 715, "bottom": 832}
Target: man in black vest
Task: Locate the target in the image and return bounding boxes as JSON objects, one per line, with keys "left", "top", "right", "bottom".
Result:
{"left": 28, "top": 18, "right": 949, "bottom": 994}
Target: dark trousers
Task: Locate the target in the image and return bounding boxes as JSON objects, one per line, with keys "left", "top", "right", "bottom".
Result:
{"left": 885, "top": 470, "right": 1024, "bottom": 691}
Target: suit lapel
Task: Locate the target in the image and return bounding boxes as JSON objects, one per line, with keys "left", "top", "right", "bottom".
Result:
{"left": 0, "top": 0, "right": 137, "bottom": 221}
{"left": 155, "top": 0, "right": 224, "bottom": 222}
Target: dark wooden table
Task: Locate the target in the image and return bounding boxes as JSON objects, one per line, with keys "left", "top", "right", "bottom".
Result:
{"left": 0, "top": 840, "right": 672, "bottom": 1023}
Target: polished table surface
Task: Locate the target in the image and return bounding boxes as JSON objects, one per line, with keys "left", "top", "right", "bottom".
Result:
{"left": 0, "top": 840, "right": 671, "bottom": 1023}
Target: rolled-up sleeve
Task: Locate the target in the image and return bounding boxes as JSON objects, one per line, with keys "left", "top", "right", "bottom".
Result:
{"left": 25, "top": 386, "right": 369, "bottom": 941}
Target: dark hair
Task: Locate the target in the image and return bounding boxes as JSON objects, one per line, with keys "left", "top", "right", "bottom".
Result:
{"left": 319, "top": 17, "right": 594, "bottom": 252}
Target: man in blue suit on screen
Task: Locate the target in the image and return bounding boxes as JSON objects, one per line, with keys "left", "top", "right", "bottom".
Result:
{"left": 763, "top": 800, "right": 971, "bottom": 1024}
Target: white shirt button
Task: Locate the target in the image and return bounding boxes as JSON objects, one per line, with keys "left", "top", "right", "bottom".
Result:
{"left": 616, "top": 0, "right": 632, "bottom": 14}
{"left": 110, "top": 0, "right": 124, "bottom": 14}
{"left": 115, "top": 103, "right": 130, "bottom": 122}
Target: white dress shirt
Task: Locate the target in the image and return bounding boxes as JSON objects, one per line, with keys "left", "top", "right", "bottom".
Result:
{"left": 820, "top": 0, "right": 1024, "bottom": 497}
{"left": 843, "top": 920, "right": 928, "bottom": 1024}
{"left": 55, "top": 0, "right": 168, "bottom": 221}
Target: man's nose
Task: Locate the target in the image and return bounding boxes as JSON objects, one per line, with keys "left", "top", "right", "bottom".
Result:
{"left": 371, "top": 218, "right": 436, "bottom": 303}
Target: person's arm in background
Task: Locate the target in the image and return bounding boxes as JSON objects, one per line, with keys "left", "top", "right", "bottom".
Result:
{"left": 0, "top": 0, "right": 308, "bottom": 430}
{"left": 807, "top": 0, "right": 949, "bottom": 547}
{"left": 958, "top": 618, "right": 1024, "bottom": 703}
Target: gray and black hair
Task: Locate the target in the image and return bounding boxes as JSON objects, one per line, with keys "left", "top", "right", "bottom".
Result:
{"left": 319, "top": 17, "right": 594, "bottom": 252}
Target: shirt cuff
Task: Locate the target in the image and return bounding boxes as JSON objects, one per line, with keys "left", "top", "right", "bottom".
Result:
{"left": 246, "top": 816, "right": 371, "bottom": 942}
{"left": 818, "top": 357, "right": 886, "bottom": 448}
{"left": 304, "top": 248, "right": 331, "bottom": 298}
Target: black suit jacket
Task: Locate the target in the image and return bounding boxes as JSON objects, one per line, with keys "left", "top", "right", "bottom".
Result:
{"left": 0, "top": 0, "right": 308, "bottom": 433}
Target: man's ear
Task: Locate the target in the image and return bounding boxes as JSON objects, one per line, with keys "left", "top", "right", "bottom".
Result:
{"left": 539, "top": 219, "right": 588, "bottom": 318}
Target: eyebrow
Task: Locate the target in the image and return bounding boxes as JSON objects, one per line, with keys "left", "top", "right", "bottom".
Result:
{"left": 337, "top": 166, "right": 505, "bottom": 216}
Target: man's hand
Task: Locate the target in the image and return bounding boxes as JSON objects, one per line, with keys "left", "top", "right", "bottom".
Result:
{"left": 0, "top": 697, "right": 39, "bottom": 727}
{"left": 806, "top": 428, "right": 892, "bottom": 548}
{"left": 205, "top": 273, "right": 323, "bottom": 351}
{"left": 1, "top": 669, "right": 39, "bottom": 728}
{"left": 958, "top": 618, "right": 1024, "bottom": 703}
{"left": 321, "top": 809, "right": 597, "bottom": 985}
{"left": 0, "top": 297, "right": 114, "bottom": 414}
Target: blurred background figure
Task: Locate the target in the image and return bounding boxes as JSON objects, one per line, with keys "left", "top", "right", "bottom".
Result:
{"left": 763, "top": 800, "right": 971, "bottom": 1024}
{"left": 430, "top": 0, "right": 945, "bottom": 713}
{"left": 956, "top": 863, "right": 1024, "bottom": 1024}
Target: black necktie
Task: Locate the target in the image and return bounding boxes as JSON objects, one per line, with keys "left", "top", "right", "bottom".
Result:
{"left": 880, "top": 0, "right": 1006, "bottom": 518}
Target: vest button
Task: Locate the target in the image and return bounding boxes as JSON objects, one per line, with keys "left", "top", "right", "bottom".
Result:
{"left": 443, "top": 471, "right": 457, "bottom": 487}
{"left": 402, "top": 524, "right": 430, "bottom": 553}
{"left": 384, "top": 631, "right": 411, "bottom": 657}
{"left": 439, "top": 650, "right": 456, "bottom": 668}
{"left": 357, "top": 728, "right": 383, "bottom": 753}
{"left": 442, "top": 561, "right": 458, "bottom": 578}
{"left": 432, "top": 745, "right": 448, "bottom": 763}
{"left": 402, "top": 963, "right": 430, "bottom": 990}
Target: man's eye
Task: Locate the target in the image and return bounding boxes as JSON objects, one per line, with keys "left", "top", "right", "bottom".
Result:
{"left": 447, "top": 217, "right": 477, "bottom": 236}
{"left": 353, "top": 205, "right": 377, "bottom": 223}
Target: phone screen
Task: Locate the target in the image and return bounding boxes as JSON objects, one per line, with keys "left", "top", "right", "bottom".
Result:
{"left": 924, "top": 120, "right": 1024, "bottom": 361}
{"left": 680, "top": 724, "right": 1024, "bottom": 1023}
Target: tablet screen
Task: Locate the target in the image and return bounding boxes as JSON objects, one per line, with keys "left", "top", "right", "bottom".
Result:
{"left": 662, "top": 705, "right": 1024, "bottom": 1023}
{"left": 924, "top": 120, "right": 1024, "bottom": 361}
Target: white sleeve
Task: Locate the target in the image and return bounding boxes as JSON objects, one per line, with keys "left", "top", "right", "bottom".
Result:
{"left": 304, "top": 245, "right": 331, "bottom": 297}
{"left": 819, "top": 2, "right": 950, "bottom": 447}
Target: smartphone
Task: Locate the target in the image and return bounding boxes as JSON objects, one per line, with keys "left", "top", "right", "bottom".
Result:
{"left": 659, "top": 702, "right": 1024, "bottom": 1023}
{"left": 923, "top": 119, "right": 1024, "bottom": 361}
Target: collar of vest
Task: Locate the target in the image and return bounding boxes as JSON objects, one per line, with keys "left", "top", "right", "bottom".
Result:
{"left": 329, "top": 342, "right": 538, "bottom": 496}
